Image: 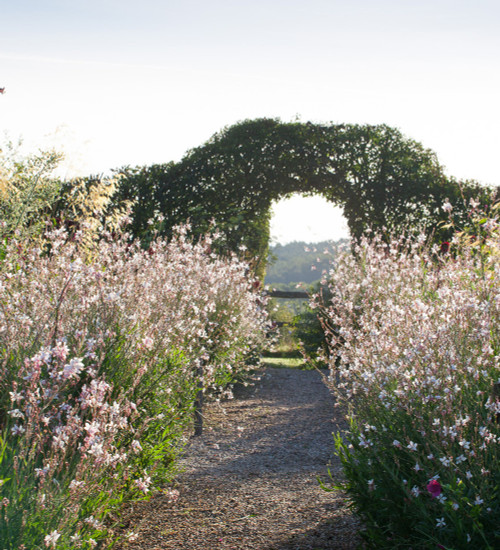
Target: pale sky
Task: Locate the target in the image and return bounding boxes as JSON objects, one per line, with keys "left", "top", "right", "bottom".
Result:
{"left": 1, "top": 0, "right": 499, "bottom": 243}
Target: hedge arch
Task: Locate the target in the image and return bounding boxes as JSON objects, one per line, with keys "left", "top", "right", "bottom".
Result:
{"left": 116, "top": 118, "right": 488, "bottom": 273}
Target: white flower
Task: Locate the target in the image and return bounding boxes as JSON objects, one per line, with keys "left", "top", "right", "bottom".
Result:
{"left": 473, "top": 495, "right": 484, "bottom": 506}
{"left": 411, "top": 486, "right": 420, "bottom": 497}
{"left": 9, "top": 391, "right": 23, "bottom": 402}
{"left": 135, "top": 476, "right": 152, "bottom": 493}
{"left": 407, "top": 441, "right": 418, "bottom": 451}
{"left": 393, "top": 439, "right": 401, "bottom": 448}
{"left": 442, "top": 199, "right": 453, "bottom": 212}
{"left": 436, "top": 517, "right": 446, "bottom": 528}
{"left": 44, "top": 530, "right": 61, "bottom": 548}
{"left": 62, "top": 357, "right": 84, "bottom": 379}
{"left": 358, "top": 436, "right": 372, "bottom": 448}
{"left": 165, "top": 488, "right": 180, "bottom": 503}
{"left": 142, "top": 336, "right": 154, "bottom": 350}
{"left": 11, "top": 424, "right": 25, "bottom": 435}
{"left": 439, "top": 456, "right": 451, "bottom": 467}
{"left": 87, "top": 442, "right": 104, "bottom": 457}
{"left": 84, "top": 515, "right": 103, "bottom": 529}
{"left": 69, "top": 480, "right": 85, "bottom": 491}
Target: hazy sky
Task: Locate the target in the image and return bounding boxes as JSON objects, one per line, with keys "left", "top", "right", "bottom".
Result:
{"left": 1, "top": 0, "right": 499, "bottom": 243}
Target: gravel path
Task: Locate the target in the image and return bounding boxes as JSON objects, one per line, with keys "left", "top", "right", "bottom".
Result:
{"left": 116, "top": 367, "right": 361, "bottom": 549}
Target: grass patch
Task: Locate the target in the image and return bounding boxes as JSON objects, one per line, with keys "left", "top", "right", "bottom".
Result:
{"left": 260, "top": 356, "right": 306, "bottom": 369}
{"left": 261, "top": 348, "right": 302, "bottom": 358}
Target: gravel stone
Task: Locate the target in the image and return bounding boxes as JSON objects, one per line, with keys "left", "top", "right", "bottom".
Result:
{"left": 116, "top": 367, "right": 362, "bottom": 550}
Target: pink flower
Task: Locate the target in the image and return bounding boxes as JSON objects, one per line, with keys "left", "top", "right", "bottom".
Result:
{"left": 427, "top": 479, "right": 442, "bottom": 498}
{"left": 141, "top": 336, "right": 154, "bottom": 350}
{"left": 440, "top": 241, "right": 450, "bottom": 254}
{"left": 135, "top": 476, "right": 152, "bottom": 493}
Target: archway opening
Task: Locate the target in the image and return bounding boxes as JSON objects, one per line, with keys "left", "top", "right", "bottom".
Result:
{"left": 269, "top": 193, "right": 349, "bottom": 245}
{"left": 266, "top": 193, "right": 349, "bottom": 362}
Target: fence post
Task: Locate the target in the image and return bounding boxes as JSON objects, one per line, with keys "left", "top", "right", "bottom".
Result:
{"left": 194, "top": 361, "right": 204, "bottom": 436}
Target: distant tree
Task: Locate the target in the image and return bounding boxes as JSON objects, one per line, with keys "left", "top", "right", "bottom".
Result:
{"left": 265, "top": 240, "right": 344, "bottom": 285}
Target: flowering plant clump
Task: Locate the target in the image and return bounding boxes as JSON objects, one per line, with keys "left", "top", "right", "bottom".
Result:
{"left": 317, "top": 202, "right": 500, "bottom": 548}
{"left": 0, "top": 222, "right": 269, "bottom": 549}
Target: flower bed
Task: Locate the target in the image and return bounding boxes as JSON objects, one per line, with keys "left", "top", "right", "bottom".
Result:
{"left": 317, "top": 211, "right": 500, "bottom": 548}
{"left": 0, "top": 225, "right": 268, "bottom": 549}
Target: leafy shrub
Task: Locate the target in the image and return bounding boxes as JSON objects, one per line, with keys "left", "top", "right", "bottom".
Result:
{"left": 318, "top": 202, "right": 500, "bottom": 548}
